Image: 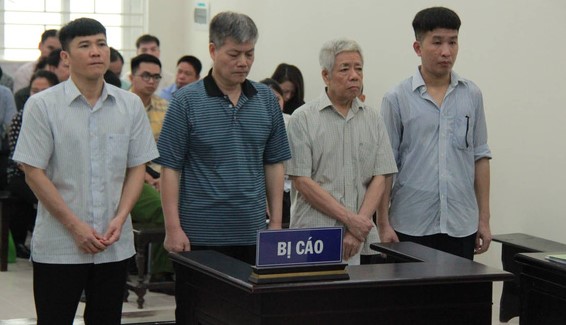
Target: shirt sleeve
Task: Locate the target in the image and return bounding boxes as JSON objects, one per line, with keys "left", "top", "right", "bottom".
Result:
{"left": 263, "top": 92, "right": 291, "bottom": 164}
{"left": 471, "top": 88, "right": 492, "bottom": 161}
{"left": 127, "top": 96, "right": 159, "bottom": 167}
{"left": 284, "top": 111, "right": 312, "bottom": 177}
{"left": 380, "top": 93, "right": 403, "bottom": 167}
{"left": 373, "top": 112, "right": 399, "bottom": 176}
{"left": 12, "top": 96, "right": 53, "bottom": 169}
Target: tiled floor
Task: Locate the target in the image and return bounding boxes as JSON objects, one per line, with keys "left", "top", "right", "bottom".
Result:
{"left": 0, "top": 258, "right": 175, "bottom": 324}
{"left": 0, "top": 256, "right": 520, "bottom": 324}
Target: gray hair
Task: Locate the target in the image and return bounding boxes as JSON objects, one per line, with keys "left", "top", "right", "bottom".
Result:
{"left": 209, "top": 11, "right": 258, "bottom": 47}
{"left": 319, "top": 38, "right": 363, "bottom": 72}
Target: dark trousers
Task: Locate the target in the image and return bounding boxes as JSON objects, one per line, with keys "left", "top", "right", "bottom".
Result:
{"left": 395, "top": 231, "right": 477, "bottom": 260}
{"left": 33, "top": 259, "right": 129, "bottom": 325}
{"left": 174, "top": 245, "right": 256, "bottom": 324}
{"left": 282, "top": 191, "right": 291, "bottom": 226}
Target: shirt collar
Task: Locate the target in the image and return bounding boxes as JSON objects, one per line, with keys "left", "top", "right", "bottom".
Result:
{"left": 411, "top": 67, "right": 463, "bottom": 93}
{"left": 203, "top": 68, "right": 257, "bottom": 98}
{"left": 64, "top": 78, "right": 115, "bottom": 107}
{"left": 316, "top": 88, "right": 365, "bottom": 114}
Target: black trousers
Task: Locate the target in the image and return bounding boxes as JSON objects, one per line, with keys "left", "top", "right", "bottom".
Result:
{"left": 395, "top": 231, "right": 477, "bottom": 260}
{"left": 33, "top": 259, "right": 129, "bottom": 325}
{"left": 174, "top": 245, "right": 256, "bottom": 324}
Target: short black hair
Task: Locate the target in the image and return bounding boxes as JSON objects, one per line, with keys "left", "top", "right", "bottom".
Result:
{"left": 177, "top": 55, "right": 202, "bottom": 76}
{"left": 104, "top": 70, "right": 122, "bottom": 87}
{"left": 41, "top": 29, "right": 58, "bottom": 43}
{"left": 110, "top": 47, "right": 124, "bottom": 64}
{"left": 30, "top": 70, "right": 60, "bottom": 88}
{"left": 260, "top": 78, "right": 283, "bottom": 98}
{"left": 412, "top": 7, "right": 461, "bottom": 41}
{"left": 45, "top": 48, "right": 63, "bottom": 68}
{"left": 34, "top": 57, "right": 48, "bottom": 72}
{"left": 135, "top": 34, "right": 160, "bottom": 49}
{"left": 59, "top": 18, "right": 106, "bottom": 51}
{"left": 130, "top": 53, "right": 162, "bottom": 75}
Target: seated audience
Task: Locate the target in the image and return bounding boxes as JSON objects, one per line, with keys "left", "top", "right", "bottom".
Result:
{"left": 159, "top": 55, "right": 202, "bottom": 101}
{"left": 129, "top": 53, "right": 173, "bottom": 284}
{"left": 44, "top": 49, "right": 70, "bottom": 84}
{"left": 7, "top": 70, "right": 59, "bottom": 258}
{"left": 132, "top": 34, "right": 174, "bottom": 94}
{"left": 14, "top": 58, "right": 48, "bottom": 111}
{"left": 109, "top": 47, "right": 129, "bottom": 90}
{"left": 130, "top": 54, "right": 168, "bottom": 149}
{"left": 104, "top": 70, "right": 122, "bottom": 88}
{"left": 13, "top": 29, "right": 60, "bottom": 93}
{"left": 0, "top": 66, "right": 15, "bottom": 92}
{"left": 14, "top": 49, "right": 69, "bottom": 111}
{"left": 0, "top": 84, "right": 17, "bottom": 188}
{"left": 271, "top": 63, "right": 305, "bottom": 115}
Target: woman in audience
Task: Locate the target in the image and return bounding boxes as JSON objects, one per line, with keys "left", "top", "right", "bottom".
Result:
{"left": 7, "top": 70, "right": 59, "bottom": 258}
{"left": 260, "top": 78, "right": 287, "bottom": 123}
{"left": 261, "top": 78, "right": 291, "bottom": 226}
{"left": 270, "top": 63, "right": 305, "bottom": 115}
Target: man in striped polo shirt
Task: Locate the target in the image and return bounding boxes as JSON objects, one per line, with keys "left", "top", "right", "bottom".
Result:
{"left": 285, "top": 39, "right": 398, "bottom": 265}
{"left": 155, "top": 12, "right": 290, "bottom": 321}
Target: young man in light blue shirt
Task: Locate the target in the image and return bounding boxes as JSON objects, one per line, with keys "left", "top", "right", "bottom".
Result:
{"left": 379, "top": 7, "right": 492, "bottom": 260}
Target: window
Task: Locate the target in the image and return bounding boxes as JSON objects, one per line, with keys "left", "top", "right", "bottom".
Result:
{"left": 0, "top": 0, "right": 146, "bottom": 61}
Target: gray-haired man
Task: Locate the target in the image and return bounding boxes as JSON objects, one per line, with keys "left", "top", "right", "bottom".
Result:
{"left": 285, "top": 39, "right": 397, "bottom": 265}
{"left": 155, "top": 11, "right": 291, "bottom": 322}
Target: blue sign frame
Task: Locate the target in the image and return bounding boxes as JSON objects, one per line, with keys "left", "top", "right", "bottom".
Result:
{"left": 256, "top": 227, "right": 343, "bottom": 267}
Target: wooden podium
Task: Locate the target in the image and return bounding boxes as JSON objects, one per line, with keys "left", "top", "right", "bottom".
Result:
{"left": 171, "top": 242, "right": 512, "bottom": 325}
{"left": 515, "top": 252, "right": 566, "bottom": 324}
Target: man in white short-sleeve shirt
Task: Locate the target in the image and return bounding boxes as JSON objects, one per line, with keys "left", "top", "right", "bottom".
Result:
{"left": 13, "top": 18, "right": 158, "bottom": 324}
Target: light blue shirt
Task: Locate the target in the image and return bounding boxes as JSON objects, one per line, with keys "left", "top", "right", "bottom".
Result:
{"left": 380, "top": 68, "right": 491, "bottom": 237}
{"left": 159, "top": 83, "right": 178, "bottom": 101}
{"left": 13, "top": 78, "right": 159, "bottom": 264}
{"left": 0, "top": 85, "right": 17, "bottom": 146}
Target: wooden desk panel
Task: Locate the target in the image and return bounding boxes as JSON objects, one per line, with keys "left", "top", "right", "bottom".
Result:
{"left": 515, "top": 252, "right": 566, "bottom": 325}
{"left": 171, "top": 242, "right": 512, "bottom": 325}
{"left": 493, "top": 233, "right": 566, "bottom": 322}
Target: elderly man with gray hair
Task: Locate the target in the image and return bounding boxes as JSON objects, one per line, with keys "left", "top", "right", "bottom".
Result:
{"left": 285, "top": 38, "right": 397, "bottom": 265}
{"left": 155, "top": 11, "right": 290, "bottom": 322}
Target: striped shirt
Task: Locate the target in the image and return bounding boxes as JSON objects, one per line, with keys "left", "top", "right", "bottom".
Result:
{"left": 380, "top": 68, "right": 491, "bottom": 237}
{"left": 13, "top": 79, "right": 159, "bottom": 264}
{"left": 155, "top": 71, "right": 291, "bottom": 246}
{"left": 285, "top": 91, "right": 398, "bottom": 253}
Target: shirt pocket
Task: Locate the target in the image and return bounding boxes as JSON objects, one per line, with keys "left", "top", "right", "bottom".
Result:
{"left": 452, "top": 115, "right": 473, "bottom": 150}
{"left": 106, "top": 134, "right": 129, "bottom": 180}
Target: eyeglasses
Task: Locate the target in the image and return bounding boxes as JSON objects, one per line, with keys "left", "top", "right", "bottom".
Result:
{"left": 137, "top": 72, "right": 162, "bottom": 82}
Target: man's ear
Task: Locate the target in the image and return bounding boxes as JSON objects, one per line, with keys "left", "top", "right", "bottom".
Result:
{"left": 321, "top": 69, "right": 330, "bottom": 85}
{"left": 209, "top": 42, "right": 216, "bottom": 61}
{"left": 413, "top": 41, "right": 422, "bottom": 57}
{"left": 60, "top": 50, "right": 70, "bottom": 66}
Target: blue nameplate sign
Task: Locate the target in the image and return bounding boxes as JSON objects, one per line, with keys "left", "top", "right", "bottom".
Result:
{"left": 256, "top": 227, "right": 343, "bottom": 267}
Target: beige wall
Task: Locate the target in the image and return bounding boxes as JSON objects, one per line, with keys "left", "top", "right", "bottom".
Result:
{"left": 148, "top": 0, "right": 566, "bottom": 266}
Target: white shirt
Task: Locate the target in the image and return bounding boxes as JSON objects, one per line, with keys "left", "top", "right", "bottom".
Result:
{"left": 13, "top": 79, "right": 159, "bottom": 264}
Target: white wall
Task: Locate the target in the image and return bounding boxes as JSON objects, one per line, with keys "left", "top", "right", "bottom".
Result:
{"left": 148, "top": 0, "right": 566, "bottom": 266}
